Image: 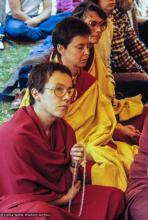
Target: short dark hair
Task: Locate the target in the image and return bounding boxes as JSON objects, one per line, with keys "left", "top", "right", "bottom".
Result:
{"left": 86, "top": 0, "right": 98, "bottom": 5}
{"left": 28, "top": 62, "right": 72, "bottom": 105}
{"left": 52, "top": 16, "right": 91, "bottom": 53}
{"left": 73, "top": 1, "right": 107, "bottom": 20}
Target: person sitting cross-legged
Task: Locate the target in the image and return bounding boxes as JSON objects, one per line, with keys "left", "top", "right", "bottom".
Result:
{"left": 0, "top": 62, "right": 125, "bottom": 220}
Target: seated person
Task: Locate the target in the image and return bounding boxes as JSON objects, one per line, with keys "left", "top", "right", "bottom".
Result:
{"left": 73, "top": 1, "right": 147, "bottom": 142}
{"left": 135, "top": 0, "right": 148, "bottom": 48}
{"left": 90, "top": 0, "right": 116, "bottom": 78}
{"left": 111, "top": 0, "right": 148, "bottom": 102}
{"left": 87, "top": 0, "right": 148, "bottom": 103}
{"left": 7, "top": 1, "right": 146, "bottom": 141}
{"left": 5, "top": 0, "right": 71, "bottom": 42}
{"left": 111, "top": 0, "right": 148, "bottom": 73}
{"left": 125, "top": 115, "right": 148, "bottom": 220}
{"left": 0, "top": 62, "right": 125, "bottom": 220}
{"left": 21, "top": 16, "right": 142, "bottom": 192}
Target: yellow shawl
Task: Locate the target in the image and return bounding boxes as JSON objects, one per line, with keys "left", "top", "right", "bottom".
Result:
{"left": 21, "top": 54, "right": 138, "bottom": 191}
{"left": 89, "top": 47, "right": 143, "bottom": 121}
{"left": 65, "top": 81, "right": 138, "bottom": 191}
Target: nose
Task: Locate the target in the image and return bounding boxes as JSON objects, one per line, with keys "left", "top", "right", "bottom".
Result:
{"left": 95, "top": 25, "right": 102, "bottom": 32}
{"left": 83, "top": 46, "right": 90, "bottom": 56}
{"left": 63, "top": 91, "right": 71, "bottom": 101}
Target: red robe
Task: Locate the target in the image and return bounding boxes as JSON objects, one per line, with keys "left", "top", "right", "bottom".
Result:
{"left": 0, "top": 106, "right": 124, "bottom": 220}
{"left": 125, "top": 115, "right": 148, "bottom": 220}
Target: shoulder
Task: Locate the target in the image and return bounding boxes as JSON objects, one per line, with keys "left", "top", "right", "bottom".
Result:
{"left": 0, "top": 106, "right": 38, "bottom": 141}
{"left": 75, "top": 70, "right": 96, "bottom": 100}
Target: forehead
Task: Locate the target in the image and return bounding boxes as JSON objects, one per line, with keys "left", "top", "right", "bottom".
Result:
{"left": 84, "top": 10, "right": 104, "bottom": 22}
{"left": 46, "top": 71, "right": 72, "bottom": 86}
{"left": 68, "top": 35, "right": 90, "bottom": 46}
{"left": 100, "top": 0, "right": 116, "bottom": 4}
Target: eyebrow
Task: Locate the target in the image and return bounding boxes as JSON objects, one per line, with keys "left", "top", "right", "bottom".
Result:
{"left": 51, "top": 83, "right": 73, "bottom": 89}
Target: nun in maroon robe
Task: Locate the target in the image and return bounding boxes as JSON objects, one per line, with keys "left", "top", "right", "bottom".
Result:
{"left": 0, "top": 62, "right": 124, "bottom": 220}
{"left": 125, "top": 115, "right": 148, "bottom": 220}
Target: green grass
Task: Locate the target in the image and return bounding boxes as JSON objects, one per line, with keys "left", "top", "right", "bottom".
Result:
{"left": 0, "top": 43, "right": 34, "bottom": 124}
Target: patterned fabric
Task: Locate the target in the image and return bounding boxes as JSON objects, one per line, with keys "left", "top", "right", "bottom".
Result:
{"left": 56, "top": 0, "right": 82, "bottom": 12}
{"left": 111, "top": 8, "right": 148, "bottom": 73}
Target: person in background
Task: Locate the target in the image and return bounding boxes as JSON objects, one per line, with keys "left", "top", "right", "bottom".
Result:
{"left": 56, "top": 0, "right": 82, "bottom": 13}
{"left": 111, "top": 0, "right": 148, "bottom": 102}
{"left": 135, "top": 0, "right": 148, "bottom": 48}
{"left": 5, "top": 0, "right": 53, "bottom": 41}
{"left": 0, "top": 62, "right": 125, "bottom": 220}
{"left": 5, "top": 0, "right": 75, "bottom": 42}
{"left": 125, "top": 115, "right": 148, "bottom": 220}
{"left": 89, "top": 0, "right": 116, "bottom": 76}
{"left": 73, "top": 1, "right": 147, "bottom": 145}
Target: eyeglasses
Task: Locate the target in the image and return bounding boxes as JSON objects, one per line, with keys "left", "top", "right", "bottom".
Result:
{"left": 44, "top": 85, "right": 77, "bottom": 101}
{"left": 88, "top": 20, "right": 107, "bottom": 31}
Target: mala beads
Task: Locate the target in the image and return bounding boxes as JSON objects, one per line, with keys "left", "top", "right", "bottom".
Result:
{"left": 68, "top": 149, "right": 87, "bottom": 217}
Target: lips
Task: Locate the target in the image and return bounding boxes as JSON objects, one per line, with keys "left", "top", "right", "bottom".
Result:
{"left": 59, "top": 105, "right": 68, "bottom": 111}
{"left": 81, "top": 57, "right": 89, "bottom": 63}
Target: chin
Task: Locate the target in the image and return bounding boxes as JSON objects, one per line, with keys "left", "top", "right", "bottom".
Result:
{"left": 57, "top": 111, "right": 67, "bottom": 118}
{"left": 93, "top": 39, "right": 100, "bottom": 44}
{"left": 90, "top": 37, "right": 100, "bottom": 44}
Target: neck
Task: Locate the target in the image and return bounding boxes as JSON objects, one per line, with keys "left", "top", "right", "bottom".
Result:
{"left": 33, "top": 104, "right": 56, "bottom": 135}
{"left": 61, "top": 57, "right": 80, "bottom": 76}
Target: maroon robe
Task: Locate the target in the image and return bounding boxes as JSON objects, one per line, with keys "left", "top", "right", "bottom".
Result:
{"left": 125, "top": 115, "right": 148, "bottom": 220}
{"left": 0, "top": 106, "right": 124, "bottom": 220}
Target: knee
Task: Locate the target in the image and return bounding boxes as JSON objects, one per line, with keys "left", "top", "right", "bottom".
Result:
{"left": 129, "top": 196, "right": 148, "bottom": 220}
{"left": 5, "top": 19, "right": 26, "bottom": 37}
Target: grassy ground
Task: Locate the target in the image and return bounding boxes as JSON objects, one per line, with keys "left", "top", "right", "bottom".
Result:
{"left": 0, "top": 43, "right": 34, "bottom": 124}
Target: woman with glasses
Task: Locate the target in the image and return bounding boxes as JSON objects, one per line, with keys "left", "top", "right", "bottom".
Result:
{"left": 73, "top": 2, "right": 148, "bottom": 147}
{"left": 72, "top": 1, "right": 115, "bottom": 100}
{"left": 0, "top": 62, "right": 124, "bottom": 220}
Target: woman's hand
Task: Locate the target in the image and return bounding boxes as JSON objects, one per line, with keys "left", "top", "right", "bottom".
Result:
{"left": 113, "top": 123, "right": 141, "bottom": 144}
{"left": 70, "top": 143, "right": 85, "bottom": 166}
{"left": 118, "top": 124, "right": 141, "bottom": 138}
{"left": 65, "top": 180, "right": 81, "bottom": 201}
{"left": 51, "top": 180, "right": 81, "bottom": 206}
{"left": 25, "top": 17, "right": 39, "bottom": 27}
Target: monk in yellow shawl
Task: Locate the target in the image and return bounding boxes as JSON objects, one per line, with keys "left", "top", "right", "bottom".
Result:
{"left": 21, "top": 16, "right": 140, "bottom": 192}
{"left": 72, "top": 1, "right": 147, "bottom": 145}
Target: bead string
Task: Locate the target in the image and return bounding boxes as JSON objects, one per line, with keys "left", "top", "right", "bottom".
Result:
{"left": 68, "top": 151, "right": 86, "bottom": 217}
{"left": 78, "top": 151, "right": 86, "bottom": 217}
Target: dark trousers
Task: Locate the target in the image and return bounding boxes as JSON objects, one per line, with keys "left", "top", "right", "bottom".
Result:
{"left": 115, "top": 80, "right": 148, "bottom": 103}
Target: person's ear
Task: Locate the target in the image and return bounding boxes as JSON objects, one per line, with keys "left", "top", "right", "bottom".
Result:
{"left": 31, "top": 88, "right": 41, "bottom": 102}
{"left": 57, "top": 44, "right": 65, "bottom": 56}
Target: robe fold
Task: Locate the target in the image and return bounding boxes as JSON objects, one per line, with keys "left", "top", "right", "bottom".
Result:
{"left": 0, "top": 106, "right": 125, "bottom": 220}
{"left": 64, "top": 70, "right": 138, "bottom": 191}
{"left": 125, "top": 115, "right": 148, "bottom": 220}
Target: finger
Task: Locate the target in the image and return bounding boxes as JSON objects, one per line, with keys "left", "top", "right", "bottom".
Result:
{"left": 126, "top": 125, "right": 136, "bottom": 131}
{"left": 70, "top": 151, "right": 84, "bottom": 156}
{"left": 74, "top": 180, "right": 81, "bottom": 188}
{"left": 73, "top": 143, "right": 85, "bottom": 149}
{"left": 71, "top": 147, "right": 84, "bottom": 153}
{"left": 71, "top": 156, "right": 83, "bottom": 162}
